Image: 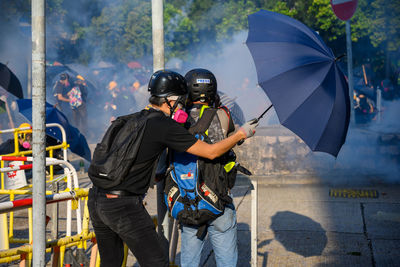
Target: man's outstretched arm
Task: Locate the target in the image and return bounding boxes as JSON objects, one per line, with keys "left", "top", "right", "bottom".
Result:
{"left": 186, "top": 119, "right": 258, "bottom": 160}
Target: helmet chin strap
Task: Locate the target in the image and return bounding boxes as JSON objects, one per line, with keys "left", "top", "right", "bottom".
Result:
{"left": 165, "top": 95, "right": 186, "bottom": 118}
{"left": 164, "top": 97, "right": 177, "bottom": 118}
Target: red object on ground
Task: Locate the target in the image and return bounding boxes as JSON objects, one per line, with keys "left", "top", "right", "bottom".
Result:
{"left": 330, "top": 0, "right": 358, "bottom": 21}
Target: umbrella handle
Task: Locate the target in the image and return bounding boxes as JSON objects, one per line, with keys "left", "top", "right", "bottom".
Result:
{"left": 257, "top": 104, "right": 273, "bottom": 121}
{"left": 237, "top": 104, "right": 273, "bottom": 145}
{"left": 335, "top": 54, "right": 346, "bottom": 61}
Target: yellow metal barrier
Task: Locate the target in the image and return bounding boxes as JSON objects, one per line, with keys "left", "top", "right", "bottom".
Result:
{"left": 0, "top": 189, "right": 96, "bottom": 266}
{"left": 0, "top": 124, "right": 69, "bottom": 189}
{"left": 0, "top": 125, "right": 171, "bottom": 266}
{"left": 0, "top": 124, "right": 92, "bottom": 266}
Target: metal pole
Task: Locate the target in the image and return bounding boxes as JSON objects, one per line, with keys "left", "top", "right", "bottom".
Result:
{"left": 151, "top": 0, "right": 164, "bottom": 72}
{"left": 28, "top": 59, "right": 32, "bottom": 98}
{"left": 346, "top": 20, "right": 355, "bottom": 123}
{"left": 152, "top": 0, "right": 170, "bottom": 244}
{"left": 251, "top": 179, "right": 258, "bottom": 267}
{"left": 376, "top": 88, "right": 382, "bottom": 123}
{"left": 32, "top": 0, "right": 47, "bottom": 265}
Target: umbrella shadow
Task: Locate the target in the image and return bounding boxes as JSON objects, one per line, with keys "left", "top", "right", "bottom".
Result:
{"left": 258, "top": 238, "right": 273, "bottom": 267}
{"left": 237, "top": 222, "right": 272, "bottom": 267}
{"left": 270, "top": 211, "right": 327, "bottom": 257}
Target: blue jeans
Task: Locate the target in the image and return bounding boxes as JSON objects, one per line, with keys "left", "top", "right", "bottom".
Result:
{"left": 180, "top": 205, "right": 238, "bottom": 267}
{"left": 88, "top": 188, "right": 169, "bottom": 267}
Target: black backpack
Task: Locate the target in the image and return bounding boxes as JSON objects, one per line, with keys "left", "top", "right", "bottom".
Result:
{"left": 88, "top": 109, "right": 161, "bottom": 189}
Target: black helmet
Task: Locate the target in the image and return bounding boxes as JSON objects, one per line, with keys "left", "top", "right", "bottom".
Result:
{"left": 185, "top": 68, "right": 217, "bottom": 104}
{"left": 148, "top": 70, "right": 187, "bottom": 97}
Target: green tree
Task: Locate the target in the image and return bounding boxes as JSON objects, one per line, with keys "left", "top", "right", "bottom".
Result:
{"left": 164, "top": 3, "right": 199, "bottom": 59}
{"left": 83, "top": 0, "right": 152, "bottom": 63}
{"left": 365, "top": 0, "right": 400, "bottom": 77}
{"left": 215, "top": 0, "right": 257, "bottom": 41}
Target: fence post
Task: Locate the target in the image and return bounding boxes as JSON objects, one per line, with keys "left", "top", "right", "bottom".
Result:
{"left": 0, "top": 213, "right": 9, "bottom": 249}
{"left": 51, "top": 180, "right": 59, "bottom": 266}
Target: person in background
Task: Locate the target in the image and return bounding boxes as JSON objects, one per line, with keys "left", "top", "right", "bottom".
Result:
{"left": 53, "top": 73, "right": 73, "bottom": 114}
{"left": 0, "top": 123, "right": 33, "bottom": 155}
{"left": 0, "top": 123, "right": 64, "bottom": 175}
{"left": 69, "top": 75, "right": 88, "bottom": 135}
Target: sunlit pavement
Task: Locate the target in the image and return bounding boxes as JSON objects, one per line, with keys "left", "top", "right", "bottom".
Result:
{"left": 7, "top": 172, "right": 400, "bottom": 266}
{"left": 120, "top": 174, "right": 400, "bottom": 267}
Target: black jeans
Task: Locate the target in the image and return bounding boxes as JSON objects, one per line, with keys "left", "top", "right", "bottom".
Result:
{"left": 88, "top": 188, "right": 169, "bottom": 267}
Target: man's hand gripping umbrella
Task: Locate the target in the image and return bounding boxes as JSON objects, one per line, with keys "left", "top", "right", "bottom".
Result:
{"left": 238, "top": 104, "right": 272, "bottom": 145}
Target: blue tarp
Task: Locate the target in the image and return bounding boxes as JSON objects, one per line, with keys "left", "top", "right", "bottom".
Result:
{"left": 16, "top": 99, "right": 91, "bottom": 162}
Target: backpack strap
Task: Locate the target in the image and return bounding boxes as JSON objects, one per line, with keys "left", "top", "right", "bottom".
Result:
{"left": 196, "top": 224, "right": 208, "bottom": 240}
{"left": 188, "top": 108, "right": 217, "bottom": 135}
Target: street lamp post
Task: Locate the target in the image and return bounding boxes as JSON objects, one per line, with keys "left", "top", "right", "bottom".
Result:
{"left": 32, "top": 0, "right": 47, "bottom": 265}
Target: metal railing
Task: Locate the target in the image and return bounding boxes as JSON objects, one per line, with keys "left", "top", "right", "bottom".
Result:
{"left": 0, "top": 124, "right": 91, "bottom": 266}
{"left": 0, "top": 188, "right": 95, "bottom": 266}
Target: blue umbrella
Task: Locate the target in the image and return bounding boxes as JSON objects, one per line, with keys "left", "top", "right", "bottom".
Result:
{"left": 0, "top": 62, "right": 24, "bottom": 99}
{"left": 16, "top": 99, "right": 91, "bottom": 162}
{"left": 246, "top": 10, "right": 350, "bottom": 157}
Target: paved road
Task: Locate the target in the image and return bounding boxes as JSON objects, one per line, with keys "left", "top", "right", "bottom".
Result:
{"left": 3, "top": 174, "right": 400, "bottom": 266}
{"left": 234, "top": 177, "right": 400, "bottom": 267}
{"left": 125, "top": 174, "right": 400, "bottom": 267}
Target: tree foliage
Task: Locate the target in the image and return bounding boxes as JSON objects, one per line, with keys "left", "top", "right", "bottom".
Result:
{"left": 1, "top": 0, "right": 398, "bottom": 79}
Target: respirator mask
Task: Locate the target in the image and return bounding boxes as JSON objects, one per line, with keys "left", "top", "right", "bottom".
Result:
{"left": 166, "top": 95, "right": 188, "bottom": 123}
{"left": 21, "top": 134, "right": 32, "bottom": 149}
{"left": 173, "top": 103, "right": 188, "bottom": 123}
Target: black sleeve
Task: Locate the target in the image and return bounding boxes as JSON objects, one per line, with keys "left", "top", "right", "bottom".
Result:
{"left": 54, "top": 82, "right": 63, "bottom": 95}
{"left": 163, "top": 119, "right": 198, "bottom": 152}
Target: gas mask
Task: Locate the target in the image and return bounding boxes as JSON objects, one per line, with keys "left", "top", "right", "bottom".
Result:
{"left": 22, "top": 141, "right": 32, "bottom": 149}
{"left": 166, "top": 95, "right": 188, "bottom": 123}
{"left": 173, "top": 103, "right": 188, "bottom": 123}
{"left": 21, "top": 134, "right": 32, "bottom": 149}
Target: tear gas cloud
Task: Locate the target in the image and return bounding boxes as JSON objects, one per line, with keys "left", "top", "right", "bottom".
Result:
{"left": 172, "top": 31, "right": 275, "bottom": 125}
{"left": 307, "top": 99, "right": 400, "bottom": 184}
{"left": 0, "top": 3, "right": 398, "bottom": 184}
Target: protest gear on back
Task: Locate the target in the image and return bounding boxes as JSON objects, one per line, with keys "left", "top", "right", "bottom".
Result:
{"left": 68, "top": 86, "right": 83, "bottom": 109}
{"left": 88, "top": 105, "right": 198, "bottom": 266}
{"left": 185, "top": 69, "right": 217, "bottom": 105}
{"left": 165, "top": 105, "right": 238, "bottom": 238}
{"left": 88, "top": 109, "right": 163, "bottom": 189}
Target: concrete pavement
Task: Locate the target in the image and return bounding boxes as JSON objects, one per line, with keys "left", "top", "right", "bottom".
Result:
{"left": 124, "top": 174, "right": 400, "bottom": 266}
{"left": 3, "top": 173, "right": 400, "bottom": 266}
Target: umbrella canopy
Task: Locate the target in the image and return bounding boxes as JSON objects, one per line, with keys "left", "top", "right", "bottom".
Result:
{"left": 0, "top": 63, "right": 24, "bottom": 99}
{"left": 246, "top": 10, "right": 350, "bottom": 157}
{"left": 46, "top": 64, "right": 98, "bottom": 106}
{"left": 16, "top": 99, "right": 91, "bottom": 162}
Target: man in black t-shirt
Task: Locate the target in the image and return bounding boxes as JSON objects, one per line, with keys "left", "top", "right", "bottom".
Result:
{"left": 87, "top": 70, "right": 259, "bottom": 267}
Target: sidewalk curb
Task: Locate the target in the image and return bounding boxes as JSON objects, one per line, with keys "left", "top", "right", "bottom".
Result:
{"left": 235, "top": 173, "right": 400, "bottom": 186}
